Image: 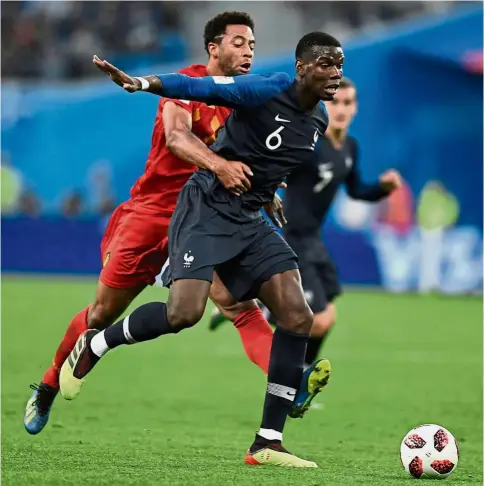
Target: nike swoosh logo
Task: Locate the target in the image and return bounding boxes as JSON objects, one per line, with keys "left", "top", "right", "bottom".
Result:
{"left": 287, "top": 391, "right": 296, "bottom": 397}
{"left": 275, "top": 114, "right": 291, "bottom": 123}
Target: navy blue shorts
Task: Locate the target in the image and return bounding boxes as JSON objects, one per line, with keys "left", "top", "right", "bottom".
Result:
{"left": 162, "top": 183, "right": 298, "bottom": 302}
{"left": 284, "top": 234, "right": 341, "bottom": 313}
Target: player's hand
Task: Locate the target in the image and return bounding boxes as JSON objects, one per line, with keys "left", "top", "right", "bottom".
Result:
{"left": 213, "top": 160, "right": 253, "bottom": 196}
{"left": 93, "top": 55, "right": 141, "bottom": 93}
{"left": 264, "top": 193, "right": 287, "bottom": 229}
{"left": 379, "top": 169, "right": 402, "bottom": 193}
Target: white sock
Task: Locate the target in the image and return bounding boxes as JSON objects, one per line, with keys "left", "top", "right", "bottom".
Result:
{"left": 258, "top": 428, "right": 283, "bottom": 442}
{"left": 90, "top": 331, "right": 110, "bottom": 358}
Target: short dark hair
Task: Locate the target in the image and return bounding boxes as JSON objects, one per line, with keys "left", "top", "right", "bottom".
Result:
{"left": 339, "top": 77, "right": 355, "bottom": 89}
{"left": 295, "top": 32, "right": 341, "bottom": 59}
{"left": 204, "top": 11, "right": 255, "bottom": 54}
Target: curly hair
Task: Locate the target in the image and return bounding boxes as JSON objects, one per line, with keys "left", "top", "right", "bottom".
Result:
{"left": 203, "top": 11, "right": 255, "bottom": 54}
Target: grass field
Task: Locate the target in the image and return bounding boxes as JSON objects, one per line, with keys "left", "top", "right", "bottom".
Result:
{"left": 2, "top": 276, "right": 482, "bottom": 485}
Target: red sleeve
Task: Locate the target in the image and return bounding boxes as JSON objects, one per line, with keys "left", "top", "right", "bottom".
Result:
{"left": 159, "top": 97, "right": 195, "bottom": 114}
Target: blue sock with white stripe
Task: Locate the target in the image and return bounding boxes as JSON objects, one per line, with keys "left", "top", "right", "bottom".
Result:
{"left": 257, "top": 327, "right": 309, "bottom": 441}
{"left": 90, "top": 302, "right": 174, "bottom": 357}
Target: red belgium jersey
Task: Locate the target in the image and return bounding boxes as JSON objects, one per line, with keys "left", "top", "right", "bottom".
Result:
{"left": 129, "top": 64, "right": 232, "bottom": 216}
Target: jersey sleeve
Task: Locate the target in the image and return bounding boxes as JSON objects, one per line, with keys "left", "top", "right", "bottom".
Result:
{"left": 155, "top": 72, "right": 292, "bottom": 109}
{"left": 344, "top": 138, "right": 389, "bottom": 201}
{"left": 159, "top": 97, "right": 194, "bottom": 115}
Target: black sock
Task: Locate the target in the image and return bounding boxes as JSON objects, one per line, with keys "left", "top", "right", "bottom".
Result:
{"left": 104, "top": 302, "right": 175, "bottom": 349}
{"left": 305, "top": 336, "right": 323, "bottom": 365}
{"left": 257, "top": 327, "right": 308, "bottom": 442}
{"left": 305, "top": 331, "right": 332, "bottom": 365}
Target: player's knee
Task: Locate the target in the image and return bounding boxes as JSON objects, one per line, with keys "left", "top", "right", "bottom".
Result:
{"left": 166, "top": 301, "right": 204, "bottom": 331}
{"left": 279, "top": 304, "right": 313, "bottom": 334}
{"left": 88, "top": 302, "right": 119, "bottom": 330}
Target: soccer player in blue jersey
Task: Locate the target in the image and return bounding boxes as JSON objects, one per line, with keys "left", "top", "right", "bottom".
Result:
{"left": 210, "top": 77, "right": 402, "bottom": 370}
{"left": 62, "top": 32, "right": 344, "bottom": 467}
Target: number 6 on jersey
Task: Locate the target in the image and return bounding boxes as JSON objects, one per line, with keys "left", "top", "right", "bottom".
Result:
{"left": 266, "top": 125, "right": 285, "bottom": 150}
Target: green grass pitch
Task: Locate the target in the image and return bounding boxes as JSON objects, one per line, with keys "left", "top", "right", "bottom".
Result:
{"left": 2, "top": 276, "right": 482, "bottom": 485}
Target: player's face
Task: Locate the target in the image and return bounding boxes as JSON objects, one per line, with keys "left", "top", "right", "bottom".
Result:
{"left": 325, "top": 86, "right": 357, "bottom": 131}
{"left": 297, "top": 46, "right": 344, "bottom": 101}
{"left": 211, "top": 25, "right": 255, "bottom": 76}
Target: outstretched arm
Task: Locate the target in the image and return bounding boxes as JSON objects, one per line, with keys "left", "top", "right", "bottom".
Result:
{"left": 345, "top": 142, "right": 401, "bottom": 201}
{"left": 93, "top": 55, "right": 291, "bottom": 108}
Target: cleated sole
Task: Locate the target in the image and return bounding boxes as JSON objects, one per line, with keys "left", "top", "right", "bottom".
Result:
{"left": 291, "top": 358, "right": 332, "bottom": 418}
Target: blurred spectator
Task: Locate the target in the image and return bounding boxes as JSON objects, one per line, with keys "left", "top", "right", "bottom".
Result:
{"left": 1, "top": 1, "right": 186, "bottom": 80}
{"left": 98, "top": 197, "right": 117, "bottom": 217}
{"left": 18, "top": 190, "right": 42, "bottom": 217}
{"left": 87, "top": 159, "right": 116, "bottom": 216}
{"left": 1, "top": 153, "right": 23, "bottom": 214}
{"left": 2, "top": 1, "right": 470, "bottom": 80}
{"left": 62, "top": 191, "right": 84, "bottom": 218}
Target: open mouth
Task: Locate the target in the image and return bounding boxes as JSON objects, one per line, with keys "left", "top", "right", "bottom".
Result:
{"left": 238, "top": 62, "right": 251, "bottom": 73}
{"left": 324, "top": 83, "right": 340, "bottom": 95}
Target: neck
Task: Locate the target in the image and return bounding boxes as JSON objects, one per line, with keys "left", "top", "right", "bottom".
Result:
{"left": 325, "top": 127, "right": 347, "bottom": 148}
{"left": 206, "top": 58, "right": 225, "bottom": 76}
{"left": 295, "top": 79, "right": 320, "bottom": 112}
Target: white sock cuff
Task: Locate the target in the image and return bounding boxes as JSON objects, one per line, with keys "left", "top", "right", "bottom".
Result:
{"left": 258, "top": 428, "right": 283, "bottom": 442}
{"left": 90, "top": 331, "right": 110, "bottom": 358}
{"left": 122, "top": 315, "right": 137, "bottom": 344}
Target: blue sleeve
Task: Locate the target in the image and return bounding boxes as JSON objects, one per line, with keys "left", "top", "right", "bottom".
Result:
{"left": 155, "top": 72, "right": 292, "bottom": 109}
{"left": 344, "top": 139, "right": 389, "bottom": 201}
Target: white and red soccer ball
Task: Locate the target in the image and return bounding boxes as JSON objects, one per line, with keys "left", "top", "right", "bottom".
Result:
{"left": 400, "top": 424, "right": 459, "bottom": 479}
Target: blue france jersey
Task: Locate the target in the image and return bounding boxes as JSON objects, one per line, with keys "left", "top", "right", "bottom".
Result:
{"left": 157, "top": 72, "right": 329, "bottom": 218}
{"left": 284, "top": 136, "right": 389, "bottom": 236}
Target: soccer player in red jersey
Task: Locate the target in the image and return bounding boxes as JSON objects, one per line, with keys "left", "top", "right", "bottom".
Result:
{"left": 24, "top": 11, "right": 276, "bottom": 435}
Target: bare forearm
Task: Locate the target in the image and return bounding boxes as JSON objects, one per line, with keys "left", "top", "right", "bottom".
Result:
{"left": 166, "top": 129, "right": 224, "bottom": 172}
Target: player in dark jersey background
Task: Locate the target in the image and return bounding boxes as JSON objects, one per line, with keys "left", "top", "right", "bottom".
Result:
{"left": 61, "top": 32, "right": 347, "bottom": 467}
{"left": 283, "top": 77, "right": 401, "bottom": 366}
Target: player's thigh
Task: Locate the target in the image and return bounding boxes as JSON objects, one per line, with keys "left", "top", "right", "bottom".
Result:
{"left": 317, "top": 244, "right": 342, "bottom": 302}
{"left": 88, "top": 281, "right": 146, "bottom": 330}
{"left": 298, "top": 262, "right": 329, "bottom": 315}
{"left": 100, "top": 208, "right": 170, "bottom": 289}
{"left": 166, "top": 279, "right": 212, "bottom": 329}
{"left": 209, "top": 272, "right": 258, "bottom": 321}
{"left": 310, "top": 258, "right": 340, "bottom": 334}
{"left": 168, "top": 184, "right": 245, "bottom": 315}
{"left": 259, "top": 268, "right": 313, "bottom": 335}
{"left": 216, "top": 225, "right": 298, "bottom": 303}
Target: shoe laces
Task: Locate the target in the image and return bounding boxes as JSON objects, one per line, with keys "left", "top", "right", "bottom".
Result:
{"left": 268, "top": 443, "right": 291, "bottom": 454}
{"left": 29, "top": 383, "right": 55, "bottom": 416}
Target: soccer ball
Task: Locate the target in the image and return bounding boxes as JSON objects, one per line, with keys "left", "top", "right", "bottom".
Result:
{"left": 400, "top": 424, "right": 459, "bottom": 479}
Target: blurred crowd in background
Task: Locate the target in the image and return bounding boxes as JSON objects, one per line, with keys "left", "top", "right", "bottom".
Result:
{"left": 0, "top": 1, "right": 481, "bottom": 220}
{"left": 2, "top": 1, "right": 185, "bottom": 79}
{"left": 2, "top": 0, "right": 466, "bottom": 80}
{"left": 2, "top": 1, "right": 482, "bottom": 293}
